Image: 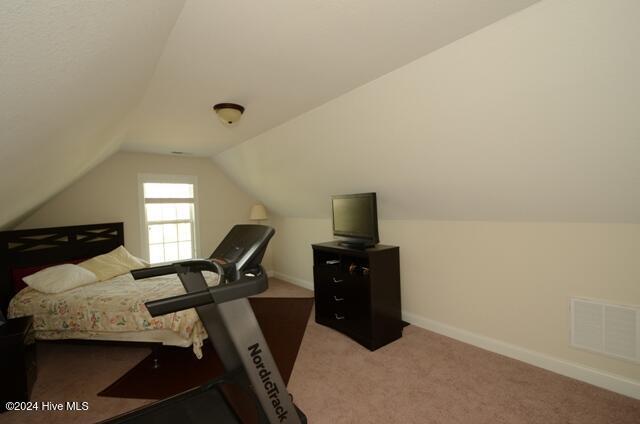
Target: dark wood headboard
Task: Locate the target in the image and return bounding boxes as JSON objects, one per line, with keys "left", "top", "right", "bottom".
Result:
{"left": 0, "top": 222, "right": 124, "bottom": 314}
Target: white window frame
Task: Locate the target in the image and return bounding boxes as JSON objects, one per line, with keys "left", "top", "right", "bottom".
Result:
{"left": 138, "top": 173, "right": 200, "bottom": 264}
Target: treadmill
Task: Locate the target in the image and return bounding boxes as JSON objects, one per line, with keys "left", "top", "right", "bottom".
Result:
{"left": 104, "top": 225, "right": 306, "bottom": 424}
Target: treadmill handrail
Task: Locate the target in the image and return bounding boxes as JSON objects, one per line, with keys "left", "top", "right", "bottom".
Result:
{"left": 130, "top": 264, "right": 175, "bottom": 280}
{"left": 131, "top": 259, "right": 226, "bottom": 283}
{"left": 144, "top": 267, "right": 268, "bottom": 317}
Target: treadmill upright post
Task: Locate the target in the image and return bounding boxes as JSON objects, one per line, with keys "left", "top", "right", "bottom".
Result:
{"left": 176, "top": 266, "right": 243, "bottom": 371}
{"left": 217, "top": 298, "right": 302, "bottom": 424}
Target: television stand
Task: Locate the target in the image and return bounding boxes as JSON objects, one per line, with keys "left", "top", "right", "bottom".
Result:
{"left": 337, "top": 241, "right": 374, "bottom": 249}
{"left": 311, "top": 241, "right": 403, "bottom": 350}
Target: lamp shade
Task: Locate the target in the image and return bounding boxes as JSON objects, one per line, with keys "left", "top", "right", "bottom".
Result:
{"left": 249, "top": 204, "right": 268, "bottom": 221}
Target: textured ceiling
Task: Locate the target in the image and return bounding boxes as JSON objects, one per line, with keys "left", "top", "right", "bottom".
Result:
{"left": 0, "top": 0, "right": 185, "bottom": 228}
{"left": 122, "top": 0, "right": 541, "bottom": 156}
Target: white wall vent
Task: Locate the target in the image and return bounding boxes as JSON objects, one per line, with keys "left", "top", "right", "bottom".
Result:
{"left": 571, "top": 298, "right": 639, "bottom": 363}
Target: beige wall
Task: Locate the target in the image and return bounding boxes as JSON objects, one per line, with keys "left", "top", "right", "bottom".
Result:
{"left": 217, "top": 0, "right": 640, "bottom": 396}
{"left": 16, "top": 151, "right": 271, "bottom": 268}
{"left": 271, "top": 218, "right": 640, "bottom": 389}
{"left": 215, "top": 0, "right": 640, "bottom": 223}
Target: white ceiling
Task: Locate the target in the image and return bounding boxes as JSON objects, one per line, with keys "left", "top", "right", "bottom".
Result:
{"left": 0, "top": 0, "right": 185, "bottom": 228}
{"left": 122, "top": 0, "right": 541, "bottom": 156}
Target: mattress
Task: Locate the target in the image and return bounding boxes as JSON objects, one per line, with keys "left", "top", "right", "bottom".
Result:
{"left": 8, "top": 271, "right": 220, "bottom": 358}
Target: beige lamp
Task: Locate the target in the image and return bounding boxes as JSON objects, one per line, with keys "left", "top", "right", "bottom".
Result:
{"left": 249, "top": 204, "right": 268, "bottom": 221}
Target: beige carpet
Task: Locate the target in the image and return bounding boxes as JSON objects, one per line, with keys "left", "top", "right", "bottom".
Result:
{"left": 1, "top": 278, "right": 638, "bottom": 424}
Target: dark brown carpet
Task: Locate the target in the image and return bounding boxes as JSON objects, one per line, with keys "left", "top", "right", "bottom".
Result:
{"left": 98, "top": 297, "right": 313, "bottom": 400}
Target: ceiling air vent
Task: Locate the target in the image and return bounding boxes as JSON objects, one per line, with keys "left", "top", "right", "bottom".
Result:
{"left": 571, "top": 298, "right": 639, "bottom": 363}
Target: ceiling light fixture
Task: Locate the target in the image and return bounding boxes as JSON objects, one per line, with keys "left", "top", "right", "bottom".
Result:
{"left": 213, "top": 103, "right": 245, "bottom": 125}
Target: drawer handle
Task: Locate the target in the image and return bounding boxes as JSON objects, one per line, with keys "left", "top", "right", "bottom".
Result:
{"left": 332, "top": 277, "right": 343, "bottom": 283}
{"left": 334, "top": 313, "right": 345, "bottom": 320}
{"left": 333, "top": 296, "right": 344, "bottom": 302}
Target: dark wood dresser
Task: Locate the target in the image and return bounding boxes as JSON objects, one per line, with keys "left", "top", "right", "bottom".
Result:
{"left": 312, "top": 241, "right": 403, "bottom": 350}
{"left": 0, "top": 316, "right": 37, "bottom": 411}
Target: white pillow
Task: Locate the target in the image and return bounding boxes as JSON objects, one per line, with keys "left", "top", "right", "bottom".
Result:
{"left": 23, "top": 264, "right": 98, "bottom": 294}
{"left": 79, "top": 246, "right": 148, "bottom": 281}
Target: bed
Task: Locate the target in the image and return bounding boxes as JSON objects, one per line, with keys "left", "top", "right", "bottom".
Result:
{"left": 0, "top": 223, "right": 215, "bottom": 357}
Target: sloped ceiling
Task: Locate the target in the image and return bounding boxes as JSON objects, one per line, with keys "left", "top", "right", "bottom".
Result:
{"left": 0, "top": 0, "right": 185, "bottom": 228}
{"left": 10, "top": 0, "right": 636, "bottom": 228}
{"left": 215, "top": 0, "right": 640, "bottom": 222}
{"left": 122, "top": 0, "right": 540, "bottom": 156}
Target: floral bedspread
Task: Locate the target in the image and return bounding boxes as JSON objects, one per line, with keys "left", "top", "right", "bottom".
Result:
{"left": 8, "top": 271, "right": 220, "bottom": 358}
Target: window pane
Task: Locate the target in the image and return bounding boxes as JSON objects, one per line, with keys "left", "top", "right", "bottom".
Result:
{"left": 146, "top": 204, "right": 163, "bottom": 222}
{"left": 164, "top": 243, "right": 179, "bottom": 262}
{"left": 144, "top": 183, "right": 193, "bottom": 199}
{"left": 148, "top": 225, "right": 163, "bottom": 244}
{"left": 163, "top": 224, "right": 178, "bottom": 243}
{"left": 178, "top": 223, "right": 191, "bottom": 241}
{"left": 161, "top": 204, "right": 177, "bottom": 221}
{"left": 176, "top": 203, "right": 192, "bottom": 220}
{"left": 179, "top": 241, "right": 192, "bottom": 260}
{"left": 142, "top": 180, "right": 197, "bottom": 264}
{"left": 149, "top": 244, "right": 164, "bottom": 264}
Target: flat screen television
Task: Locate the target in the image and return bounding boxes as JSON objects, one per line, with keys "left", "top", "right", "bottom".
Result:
{"left": 331, "top": 192, "right": 379, "bottom": 248}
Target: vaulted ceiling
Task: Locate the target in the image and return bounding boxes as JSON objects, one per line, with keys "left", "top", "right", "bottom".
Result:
{"left": 0, "top": 0, "right": 185, "bottom": 227}
{"left": 122, "top": 0, "right": 540, "bottom": 156}
{"left": 5, "top": 0, "right": 638, "bottom": 228}
{"left": 214, "top": 0, "right": 640, "bottom": 222}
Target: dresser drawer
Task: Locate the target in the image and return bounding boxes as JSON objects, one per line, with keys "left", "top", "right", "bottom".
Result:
{"left": 314, "top": 266, "right": 346, "bottom": 298}
{"left": 315, "top": 300, "right": 348, "bottom": 328}
{"left": 315, "top": 267, "right": 368, "bottom": 301}
{"left": 314, "top": 265, "right": 346, "bottom": 285}
{"left": 314, "top": 266, "right": 371, "bottom": 338}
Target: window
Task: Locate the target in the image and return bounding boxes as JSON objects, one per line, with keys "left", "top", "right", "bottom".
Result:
{"left": 139, "top": 175, "right": 198, "bottom": 264}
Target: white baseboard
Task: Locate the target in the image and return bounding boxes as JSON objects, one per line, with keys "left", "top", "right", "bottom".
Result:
{"left": 271, "top": 270, "right": 639, "bottom": 400}
{"left": 271, "top": 271, "right": 314, "bottom": 291}
{"left": 402, "top": 311, "right": 640, "bottom": 400}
